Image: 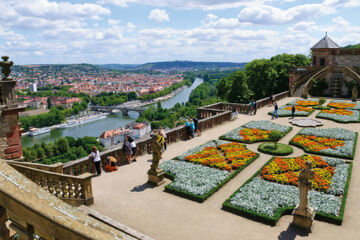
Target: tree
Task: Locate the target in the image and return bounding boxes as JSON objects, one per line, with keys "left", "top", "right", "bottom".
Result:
{"left": 127, "top": 91, "right": 138, "bottom": 101}
{"left": 227, "top": 71, "right": 253, "bottom": 103}
{"left": 47, "top": 97, "right": 52, "bottom": 109}
{"left": 269, "top": 130, "right": 283, "bottom": 148}
{"left": 58, "top": 138, "right": 69, "bottom": 154}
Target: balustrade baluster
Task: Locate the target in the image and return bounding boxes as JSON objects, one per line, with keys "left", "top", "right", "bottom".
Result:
{"left": 55, "top": 180, "right": 62, "bottom": 197}
{"left": 69, "top": 182, "right": 75, "bottom": 199}
{"left": 62, "top": 181, "right": 69, "bottom": 198}
{"left": 0, "top": 207, "right": 10, "bottom": 240}
{"left": 74, "top": 183, "right": 81, "bottom": 199}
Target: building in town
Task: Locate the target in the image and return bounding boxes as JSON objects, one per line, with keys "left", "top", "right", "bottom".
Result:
{"left": 99, "top": 128, "right": 132, "bottom": 147}
{"left": 29, "top": 82, "right": 37, "bottom": 92}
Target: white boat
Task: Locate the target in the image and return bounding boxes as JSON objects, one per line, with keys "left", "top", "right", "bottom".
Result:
{"left": 60, "top": 114, "right": 107, "bottom": 129}
{"left": 28, "top": 127, "right": 50, "bottom": 137}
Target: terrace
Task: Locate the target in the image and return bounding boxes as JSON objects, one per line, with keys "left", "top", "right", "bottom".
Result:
{"left": 86, "top": 96, "right": 360, "bottom": 240}
{"left": 1, "top": 87, "right": 360, "bottom": 239}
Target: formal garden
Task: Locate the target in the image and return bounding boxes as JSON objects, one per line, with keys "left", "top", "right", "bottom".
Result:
{"left": 159, "top": 98, "right": 358, "bottom": 227}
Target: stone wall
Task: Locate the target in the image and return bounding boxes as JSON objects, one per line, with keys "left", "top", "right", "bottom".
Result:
{"left": 0, "top": 109, "right": 23, "bottom": 160}
{"left": 334, "top": 55, "right": 360, "bottom": 67}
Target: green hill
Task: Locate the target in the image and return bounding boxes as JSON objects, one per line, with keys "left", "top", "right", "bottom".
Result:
{"left": 343, "top": 43, "right": 360, "bottom": 49}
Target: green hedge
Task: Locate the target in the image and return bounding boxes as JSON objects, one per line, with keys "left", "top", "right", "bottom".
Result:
{"left": 222, "top": 155, "right": 353, "bottom": 226}
{"left": 258, "top": 143, "right": 293, "bottom": 156}
{"left": 219, "top": 127, "right": 293, "bottom": 144}
{"left": 289, "top": 133, "right": 358, "bottom": 160}
{"left": 163, "top": 153, "right": 259, "bottom": 203}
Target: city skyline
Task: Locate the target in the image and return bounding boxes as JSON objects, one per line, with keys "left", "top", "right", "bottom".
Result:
{"left": 0, "top": 0, "right": 359, "bottom": 65}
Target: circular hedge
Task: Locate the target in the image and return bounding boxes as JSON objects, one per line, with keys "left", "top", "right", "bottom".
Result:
{"left": 258, "top": 143, "right": 293, "bottom": 156}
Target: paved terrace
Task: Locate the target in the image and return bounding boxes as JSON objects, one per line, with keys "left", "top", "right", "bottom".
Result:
{"left": 91, "top": 97, "right": 360, "bottom": 240}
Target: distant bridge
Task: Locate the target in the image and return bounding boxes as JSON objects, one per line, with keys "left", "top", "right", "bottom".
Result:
{"left": 91, "top": 105, "right": 146, "bottom": 115}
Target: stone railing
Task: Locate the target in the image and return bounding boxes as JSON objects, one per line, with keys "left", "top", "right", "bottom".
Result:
{"left": 0, "top": 160, "right": 136, "bottom": 240}
{"left": 63, "top": 94, "right": 290, "bottom": 176}
{"left": 9, "top": 162, "right": 94, "bottom": 206}
{"left": 7, "top": 160, "right": 64, "bottom": 173}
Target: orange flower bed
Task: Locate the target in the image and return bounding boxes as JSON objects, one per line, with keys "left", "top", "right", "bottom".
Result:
{"left": 260, "top": 155, "right": 335, "bottom": 192}
{"left": 321, "top": 109, "right": 354, "bottom": 116}
{"left": 239, "top": 128, "right": 271, "bottom": 142}
{"left": 184, "top": 142, "right": 257, "bottom": 171}
{"left": 296, "top": 100, "right": 319, "bottom": 106}
{"left": 284, "top": 105, "right": 313, "bottom": 112}
{"left": 328, "top": 102, "right": 356, "bottom": 109}
{"left": 291, "top": 135, "right": 344, "bottom": 152}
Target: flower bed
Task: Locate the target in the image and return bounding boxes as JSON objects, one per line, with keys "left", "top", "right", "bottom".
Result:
{"left": 327, "top": 100, "right": 360, "bottom": 110}
{"left": 286, "top": 98, "right": 320, "bottom": 106}
{"left": 316, "top": 108, "right": 360, "bottom": 123}
{"left": 268, "top": 105, "right": 314, "bottom": 117}
{"left": 290, "top": 128, "right": 357, "bottom": 159}
{"left": 223, "top": 155, "right": 352, "bottom": 225}
{"left": 220, "top": 121, "right": 292, "bottom": 143}
{"left": 161, "top": 140, "right": 259, "bottom": 202}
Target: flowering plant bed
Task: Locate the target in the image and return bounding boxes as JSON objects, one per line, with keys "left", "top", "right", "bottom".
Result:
{"left": 289, "top": 128, "right": 357, "bottom": 159}
{"left": 268, "top": 105, "right": 314, "bottom": 117}
{"left": 220, "top": 121, "right": 292, "bottom": 143}
{"left": 160, "top": 140, "right": 259, "bottom": 202}
{"left": 327, "top": 100, "right": 360, "bottom": 110}
{"left": 222, "top": 155, "right": 352, "bottom": 225}
{"left": 316, "top": 108, "right": 360, "bottom": 123}
{"left": 286, "top": 98, "right": 320, "bottom": 106}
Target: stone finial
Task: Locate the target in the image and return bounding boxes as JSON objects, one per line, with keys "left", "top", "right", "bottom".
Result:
{"left": 352, "top": 86, "right": 358, "bottom": 102}
{"left": 0, "top": 56, "right": 14, "bottom": 80}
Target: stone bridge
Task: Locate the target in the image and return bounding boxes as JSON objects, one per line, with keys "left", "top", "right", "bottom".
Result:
{"left": 91, "top": 105, "right": 146, "bottom": 115}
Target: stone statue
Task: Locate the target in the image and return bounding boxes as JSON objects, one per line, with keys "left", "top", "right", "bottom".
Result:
{"left": 147, "top": 130, "right": 165, "bottom": 185}
{"left": 0, "top": 56, "right": 14, "bottom": 80}
{"left": 352, "top": 86, "right": 358, "bottom": 102}
{"left": 297, "top": 161, "right": 314, "bottom": 212}
{"left": 292, "top": 161, "right": 315, "bottom": 231}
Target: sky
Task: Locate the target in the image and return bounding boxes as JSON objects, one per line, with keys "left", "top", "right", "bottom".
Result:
{"left": 0, "top": 0, "right": 359, "bottom": 65}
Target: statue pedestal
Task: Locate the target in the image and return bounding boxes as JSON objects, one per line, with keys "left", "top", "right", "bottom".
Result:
{"left": 147, "top": 168, "right": 165, "bottom": 186}
{"left": 292, "top": 205, "right": 315, "bottom": 232}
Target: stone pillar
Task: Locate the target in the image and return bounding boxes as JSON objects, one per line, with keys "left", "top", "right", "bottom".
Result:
{"left": 0, "top": 56, "right": 25, "bottom": 161}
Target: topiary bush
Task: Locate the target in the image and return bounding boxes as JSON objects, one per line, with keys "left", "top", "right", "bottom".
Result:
{"left": 258, "top": 143, "right": 293, "bottom": 156}
{"left": 269, "top": 130, "right": 283, "bottom": 148}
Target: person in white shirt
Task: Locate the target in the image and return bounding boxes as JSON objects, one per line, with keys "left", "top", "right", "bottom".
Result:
{"left": 89, "top": 146, "right": 101, "bottom": 176}
{"left": 128, "top": 136, "right": 137, "bottom": 162}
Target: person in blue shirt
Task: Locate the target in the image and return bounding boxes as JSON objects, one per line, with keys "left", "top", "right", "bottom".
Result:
{"left": 189, "top": 118, "right": 195, "bottom": 139}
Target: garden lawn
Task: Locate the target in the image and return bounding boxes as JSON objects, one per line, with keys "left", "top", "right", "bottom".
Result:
{"left": 290, "top": 128, "right": 357, "bottom": 159}
{"left": 219, "top": 121, "right": 292, "bottom": 143}
{"left": 160, "top": 140, "right": 259, "bottom": 202}
{"left": 316, "top": 108, "right": 360, "bottom": 123}
{"left": 223, "top": 155, "right": 352, "bottom": 225}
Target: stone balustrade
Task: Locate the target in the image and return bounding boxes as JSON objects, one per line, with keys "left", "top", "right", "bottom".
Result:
{"left": 62, "top": 94, "right": 290, "bottom": 176}
{"left": 9, "top": 163, "right": 94, "bottom": 206}
{"left": 0, "top": 160, "right": 136, "bottom": 240}
{"left": 8, "top": 160, "right": 64, "bottom": 173}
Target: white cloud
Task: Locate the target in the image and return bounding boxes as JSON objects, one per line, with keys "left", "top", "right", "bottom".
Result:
{"left": 238, "top": 3, "right": 335, "bottom": 25}
{"left": 108, "top": 19, "right": 122, "bottom": 25}
{"left": 99, "top": 0, "right": 262, "bottom": 10}
{"left": 127, "top": 22, "right": 136, "bottom": 32}
{"left": 148, "top": 9, "right": 169, "bottom": 22}
{"left": 344, "top": 0, "right": 360, "bottom": 7}
{"left": 202, "top": 14, "right": 251, "bottom": 29}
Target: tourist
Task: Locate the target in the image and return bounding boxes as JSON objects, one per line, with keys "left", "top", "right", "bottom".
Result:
{"left": 128, "top": 136, "right": 137, "bottom": 162}
{"left": 268, "top": 94, "right": 274, "bottom": 106}
{"left": 189, "top": 118, "right": 195, "bottom": 139}
{"left": 122, "top": 137, "right": 133, "bottom": 164}
{"left": 159, "top": 127, "right": 167, "bottom": 151}
{"left": 250, "top": 100, "right": 255, "bottom": 115}
{"left": 89, "top": 146, "right": 101, "bottom": 176}
{"left": 254, "top": 100, "right": 257, "bottom": 115}
{"left": 104, "top": 156, "right": 118, "bottom": 172}
{"left": 272, "top": 102, "right": 278, "bottom": 119}
{"left": 185, "top": 118, "right": 192, "bottom": 139}
{"left": 193, "top": 117, "right": 201, "bottom": 136}
{"left": 291, "top": 105, "right": 296, "bottom": 119}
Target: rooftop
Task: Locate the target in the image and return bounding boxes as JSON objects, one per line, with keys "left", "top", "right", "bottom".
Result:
{"left": 311, "top": 34, "right": 340, "bottom": 49}
{"left": 90, "top": 97, "right": 360, "bottom": 240}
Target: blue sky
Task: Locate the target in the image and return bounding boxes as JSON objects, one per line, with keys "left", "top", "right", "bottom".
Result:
{"left": 0, "top": 0, "right": 359, "bottom": 64}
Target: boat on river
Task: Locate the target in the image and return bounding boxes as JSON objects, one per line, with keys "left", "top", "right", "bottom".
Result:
{"left": 29, "top": 127, "right": 51, "bottom": 137}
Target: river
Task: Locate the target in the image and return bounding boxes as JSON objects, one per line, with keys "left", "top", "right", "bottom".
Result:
{"left": 21, "top": 78, "right": 203, "bottom": 148}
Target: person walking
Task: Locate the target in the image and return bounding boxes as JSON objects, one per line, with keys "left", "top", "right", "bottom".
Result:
{"left": 291, "top": 105, "right": 296, "bottom": 119}
{"left": 250, "top": 100, "right": 255, "bottom": 115}
{"left": 185, "top": 118, "right": 192, "bottom": 139}
{"left": 122, "top": 137, "right": 133, "bottom": 164}
{"left": 193, "top": 117, "right": 201, "bottom": 136}
{"left": 89, "top": 146, "right": 101, "bottom": 176}
{"left": 272, "top": 102, "right": 278, "bottom": 119}
{"left": 128, "top": 136, "right": 137, "bottom": 162}
{"left": 159, "top": 127, "right": 167, "bottom": 151}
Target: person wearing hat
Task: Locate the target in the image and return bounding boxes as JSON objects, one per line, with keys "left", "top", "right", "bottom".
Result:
{"left": 89, "top": 146, "right": 101, "bottom": 176}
